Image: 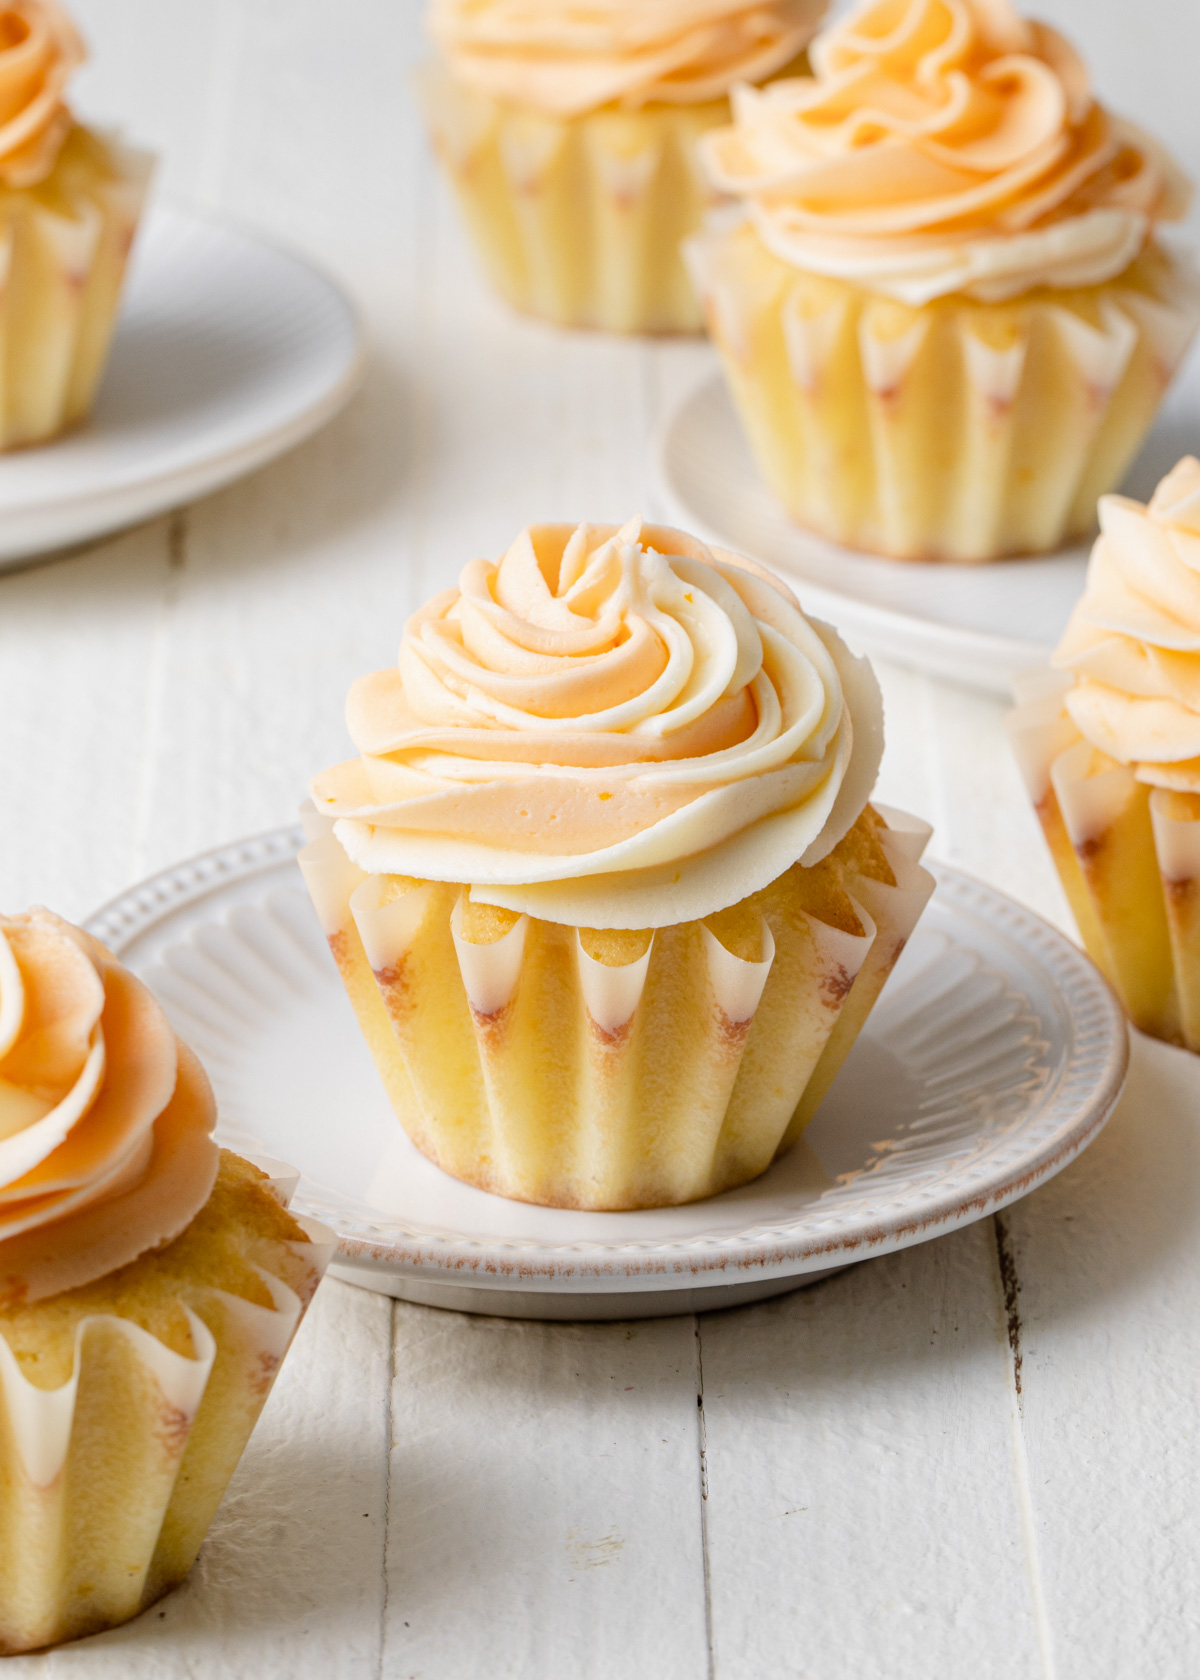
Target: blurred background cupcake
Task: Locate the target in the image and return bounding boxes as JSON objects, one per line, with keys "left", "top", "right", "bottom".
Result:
{"left": 1008, "top": 457, "right": 1200, "bottom": 1050}
{"left": 302, "top": 517, "right": 933, "bottom": 1211}
{"left": 689, "top": 0, "right": 1200, "bottom": 562}
{"left": 419, "top": 0, "right": 828, "bottom": 334}
{"left": 0, "top": 909, "right": 332, "bottom": 1653}
{"left": 0, "top": 1, "right": 153, "bottom": 450}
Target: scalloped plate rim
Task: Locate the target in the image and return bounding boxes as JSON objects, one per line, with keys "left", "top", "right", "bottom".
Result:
{"left": 84, "top": 824, "right": 1129, "bottom": 1298}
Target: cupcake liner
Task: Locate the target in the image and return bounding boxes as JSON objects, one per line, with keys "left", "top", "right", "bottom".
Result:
{"left": 0, "top": 1201, "right": 334, "bottom": 1654}
{"left": 0, "top": 126, "right": 153, "bottom": 450}
{"left": 300, "top": 803, "right": 934, "bottom": 1210}
{"left": 1007, "top": 687, "right": 1200, "bottom": 1047}
{"left": 417, "top": 60, "right": 725, "bottom": 333}
{"left": 686, "top": 221, "right": 1200, "bottom": 561}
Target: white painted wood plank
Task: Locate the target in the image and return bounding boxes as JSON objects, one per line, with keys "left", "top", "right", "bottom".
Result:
{"left": 1003, "top": 1033, "right": 1200, "bottom": 1680}
{"left": 0, "top": 523, "right": 170, "bottom": 920}
{"left": 384, "top": 1304, "right": 709, "bottom": 1680}
{"left": 698, "top": 1222, "right": 1044, "bottom": 1680}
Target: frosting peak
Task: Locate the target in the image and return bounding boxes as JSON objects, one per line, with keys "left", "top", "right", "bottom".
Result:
{"left": 312, "top": 519, "right": 884, "bottom": 928}
{"left": 0, "top": 911, "right": 219, "bottom": 1303}
{"left": 698, "top": 0, "right": 1190, "bottom": 304}
{"left": 1053, "top": 458, "right": 1200, "bottom": 791}
{"left": 0, "top": 2, "right": 83, "bottom": 188}
{"left": 428, "top": 0, "right": 827, "bottom": 117}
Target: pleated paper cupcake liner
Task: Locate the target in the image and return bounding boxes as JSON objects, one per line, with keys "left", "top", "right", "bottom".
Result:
{"left": 417, "top": 60, "right": 727, "bottom": 334}
{"left": 0, "top": 1184, "right": 334, "bottom": 1655}
{"left": 686, "top": 221, "right": 1200, "bottom": 562}
{"left": 0, "top": 124, "right": 153, "bottom": 451}
{"left": 1009, "top": 676, "right": 1200, "bottom": 1048}
{"left": 300, "top": 803, "right": 933, "bottom": 1210}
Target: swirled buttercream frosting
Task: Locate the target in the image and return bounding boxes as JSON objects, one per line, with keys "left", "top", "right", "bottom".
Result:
{"left": 313, "top": 518, "right": 884, "bottom": 928}
{"left": 1052, "top": 458, "right": 1200, "bottom": 794}
{"left": 699, "top": 0, "right": 1190, "bottom": 305}
{"left": 0, "top": 1, "right": 83, "bottom": 188}
{"left": 428, "top": 0, "right": 827, "bottom": 117}
{"left": 0, "top": 910, "right": 219, "bottom": 1303}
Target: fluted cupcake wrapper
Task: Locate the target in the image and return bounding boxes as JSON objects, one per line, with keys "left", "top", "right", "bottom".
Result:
{"left": 1008, "top": 680, "right": 1200, "bottom": 1049}
{"left": 300, "top": 804, "right": 934, "bottom": 1210}
{"left": 686, "top": 220, "right": 1200, "bottom": 561}
{"left": 0, "top": 126, "right": 153, "bottom": 450}
{"left": 417, "top": 59, "right": 725, "bottom": 334}
{"left": 0, "top": 1195, "right": 334, "bottom": 1655}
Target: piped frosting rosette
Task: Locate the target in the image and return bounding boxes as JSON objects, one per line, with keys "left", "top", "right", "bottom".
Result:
{"left": 419, "top": 0, "right": 828, "bottom": 332}
{"left": 686, "top": 0, "right": 1200, "bottom": 559}
{"left": 1008, "top": 457, "right": 1200, "bottom": 1050}
{"left": 0, "top": 2, "right": 154, "bottom": 449}
{"left": 0, "top": 910, "right": 334, "bottom": 1654}
{"left": 304, "top": 520, "right": 933, "bottom": 1209}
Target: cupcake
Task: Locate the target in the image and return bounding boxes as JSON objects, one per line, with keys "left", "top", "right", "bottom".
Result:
{"left": 302, "top": 517, "right": 934, "bottom": 1210}
{"left": 688, "top": 0, "right": 1200, "bottom": 561}
{"left": 1007, "top": 457, "right": 1200, "bottom": 1049}
{"left": 419, "top": 0, "right": 828, "bottom": 334}
{"left": 0, "top": 908, "right": 333, "bottom": 1653}
{"left": 0, "top": 3, "right": 153, "bottom": 449}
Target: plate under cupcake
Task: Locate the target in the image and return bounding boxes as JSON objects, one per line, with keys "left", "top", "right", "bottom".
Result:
{"left": 655, "top": 356, "right": 1200, "bottom": 698}
{"left": 84, "top": 827, "right": 1127, "bottom": 1320}
{"left": 0, "top": 205, "right": 363, "bottom": 571}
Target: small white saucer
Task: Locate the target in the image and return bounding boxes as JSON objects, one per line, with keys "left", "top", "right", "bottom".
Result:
{"left": 655, "top": 359, "right": 1200, "bottom": 695}
{"left": 0, "top": 205, "right": 363, "bottom": 570}
{"left": 85, "top": 827, "right": 1127, "bottom": 1320}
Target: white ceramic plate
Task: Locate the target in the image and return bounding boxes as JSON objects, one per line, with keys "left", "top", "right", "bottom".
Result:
{"left": 85, "top": 827, "right": 1127, "bottom": 1320}
{"left": 0, "top": 205, "right": 363, "bottom": 570}
{"left": 655, "top": 354, "right": 1200, "bottom": 696}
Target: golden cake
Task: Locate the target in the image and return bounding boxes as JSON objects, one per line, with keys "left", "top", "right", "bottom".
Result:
{"left": 303, "top": 518, "right": 934, "bottom": 1210}
{"left": 419, "top": 0, "right": 827, "bottom": 333}
{"left": 1008, "top": 457, "right": 1200, "bottom": 1048}
{"left": 0, "top": 909, "right": 333, "bottom": 1653}
{"left": 687, "top": 0, "right": 1200, "bottom": 561}
{"left": 0, "top": 3, "right": 153, "bottom": 449}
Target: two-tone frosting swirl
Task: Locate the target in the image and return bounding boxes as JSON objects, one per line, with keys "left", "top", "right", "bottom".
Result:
{"left": 0, "top": 910, "right": 218, "bottom": 1303}
{"left": 0, "top": 2, "right": 83, "bottom": 188}
{"left": 1052, "top": 459, "right": 1200, "bottom": 793}
{"left": 428, "top": 0, "right": 827, "bottom": 117}
{"left": 698, "top": 0, "right": 1189, "bottom": 305}
{"left": 313, "top": 518, "right": 883, "bottom": 928}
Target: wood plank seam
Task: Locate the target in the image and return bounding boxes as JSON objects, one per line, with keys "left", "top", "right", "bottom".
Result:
{"left": 694, "top": 1316, "right": 716, "bottom": 1680}
{"left": 993, "top": 1212, "right": 1059, "bottom": 1680}
{"left": 129, "top": 507, "right": 188, "bottom": 885}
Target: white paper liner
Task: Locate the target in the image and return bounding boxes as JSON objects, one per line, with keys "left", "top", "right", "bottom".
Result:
{"left": 575, "top": 932, "right": 655, "bottom": 1033}
{"left": 304, "top": 804, "right": 936, "bottom": 1207}
{"left": 0, "top": 1185, "right": 335, "bottom": 1654}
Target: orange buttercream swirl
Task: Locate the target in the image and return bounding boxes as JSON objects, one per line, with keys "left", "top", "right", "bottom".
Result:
{"left": 699, "top": 0, "right": 1190, "bottom": 303}
{"left": 1053, "top": 459, "right": 1200, "bottom": 795}
{"left": 313, "top": 519, "right": 884, "bottom": 928}
{"left": 0, "top": 1, "right": 84, "bottom": 188}
{"left": 0, "top": 910, "right": 219, "bottom": 1302}
{"left": 428, "top": 0, "right": 827, "bottom": 117}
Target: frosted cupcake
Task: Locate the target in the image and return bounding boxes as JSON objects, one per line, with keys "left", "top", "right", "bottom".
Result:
{"left": 1007, "top": 458, "right": 1200, "bottom": 1049}
{"left": 0, "top": 909, "right": 333, "bottom": 1653}
{"left": 0, "top": 3, "right": 153, "bottom": 449}
{"left": 689, "top": 0, "right": 1200, "bottom": 561}
{"left": 302, "top": 518, "right": 934, "bottom": 1210}
{"left": 419, "top": 0, "right": 827, "bottom": 334}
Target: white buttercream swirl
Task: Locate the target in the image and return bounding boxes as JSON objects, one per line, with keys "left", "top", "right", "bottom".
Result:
{"left": 312, "top": 518, "right": 884, "bottom": 928}
{"left": 428, "top": 0, "right": 827, "bottom": 117}
{"left": 1053, "top": 458, "right": 1200, "bottom": 793}
{"left": 698, "top": 0, "right": 1190, "bottom": 305}
{"left": 0, "top": 910, "right": 219, "bottom": 1304}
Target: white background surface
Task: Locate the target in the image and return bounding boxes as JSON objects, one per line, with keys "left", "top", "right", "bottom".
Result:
{"left": 2, "top": 2, "right": 1200, "bottom": 1675}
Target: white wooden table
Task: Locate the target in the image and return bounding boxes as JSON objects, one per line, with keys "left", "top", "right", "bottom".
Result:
{"left": 3, "top": 3, "right": 1200, "bottom": 1675}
